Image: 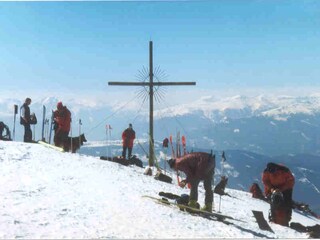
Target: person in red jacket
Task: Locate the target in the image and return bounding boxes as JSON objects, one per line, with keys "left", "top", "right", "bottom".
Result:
{"left": 168, "top": 152, "right": 215, "bottom": 212}
{"left": 54, "top": 102, "right": 71, "bottom": 150}
{"left": 122, "top": 123, "right": 135, "bottom": 159}
{"left": 262, "top": 162, "right": 295, "bottom": 226}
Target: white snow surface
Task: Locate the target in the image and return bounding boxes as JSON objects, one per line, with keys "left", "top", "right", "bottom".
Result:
{"left": 0, "top": 141, "right": 319, "bottom": 239}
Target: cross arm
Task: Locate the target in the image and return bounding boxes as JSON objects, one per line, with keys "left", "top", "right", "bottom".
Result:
{"left": 108, "top": 81, "right": 196, "bottom": 86}
{"left": 108, "top": 82, "right": 149, "bottom": 86}
{"left": 153, "top": 82, "right": 196, "bottom": 86}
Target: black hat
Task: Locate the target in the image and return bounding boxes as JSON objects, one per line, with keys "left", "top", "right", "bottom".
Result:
{"left": 266, "top": 162, "right": 279, "bottom": 173}
{"left": 167, "top": 159, "right": 176, "bottom": 169}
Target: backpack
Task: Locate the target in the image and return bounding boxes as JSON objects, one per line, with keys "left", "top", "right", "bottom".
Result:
{"left": 30, "top": 113, "right": 37, "bottom": 125}
{"left": 250, "top": 183, "right": 264, "bottom": 199}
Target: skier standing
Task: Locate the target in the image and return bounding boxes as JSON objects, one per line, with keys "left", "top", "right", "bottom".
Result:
{"left": 121, "top": 123, "right": 136, "bottom": 159}
{"left": 20, "top": 97, "right": 32, "bottom": 142}
{"left": 54, "top": 102, "right": 71, "bottom": 150}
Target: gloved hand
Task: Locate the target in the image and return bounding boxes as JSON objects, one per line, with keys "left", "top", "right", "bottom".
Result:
{"left": 271, "top": 188, "right": 280, "bottom": 194}
{"left": 179, "top": 179, "right": 187, "bottom": 188}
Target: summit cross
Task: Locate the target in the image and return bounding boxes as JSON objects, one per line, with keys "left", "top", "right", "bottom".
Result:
{"left": 108, "top": 41, "right": 196, "bottom": 166}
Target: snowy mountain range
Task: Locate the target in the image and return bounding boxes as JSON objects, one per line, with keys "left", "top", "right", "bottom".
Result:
{"left": 2, "top": 94, "right": 320, "bottom": 156}
{"left": 1, "top": 140, "right": 319, "bottom": 239}
{"left": 4, "top": 91, "right": 320, "bottom": 214}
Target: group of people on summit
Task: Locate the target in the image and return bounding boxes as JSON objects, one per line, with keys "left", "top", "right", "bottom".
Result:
{"left": 119, "top": 126, "right": 294, "bottom": 227}
{"left": 167, "top": 153, "right": 295, "bottom": 226}
{"left": 3, "top": 97, "right": 135, "bottom": 154}
{"left": 0, "top": 97, "right": 71, "bottom": 150}
{"left": 19, "top": 98, "right": 72, "bottom": 150}
{"left": 2, "top": 98, "right": 297, "bottom": 227}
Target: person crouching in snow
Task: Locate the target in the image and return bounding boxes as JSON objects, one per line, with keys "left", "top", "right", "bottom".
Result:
{"left": 262, "top": 162, "right": 295, "bottom": 226}
{"left": 167, "top": 152, "right": 215, "bottom": 212}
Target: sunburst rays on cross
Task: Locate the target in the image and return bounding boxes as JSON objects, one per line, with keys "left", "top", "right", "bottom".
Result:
{"left": 108, "top": 41, "right": 196, "bottom": 166}
{"left": 135, "top": 66, "right": 169, "bottom": 104}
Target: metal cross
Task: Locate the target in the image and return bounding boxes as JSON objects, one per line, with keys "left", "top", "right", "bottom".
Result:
{"left": 109, "top": 41, "right": 196, "bottom": 166}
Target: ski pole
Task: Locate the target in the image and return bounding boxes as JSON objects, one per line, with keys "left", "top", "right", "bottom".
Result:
{"left": 13, "top": 105, "right": 18, "bottom": 141}
{"left": 79, "top": 119, "right": 82, "bottom": 150}
{"left": 169, "top": 134, "right": 180, "bottom": 185}
{"left": 169, "top": 135, "right": 175, "bottom": 157}
{"left": 137, "top": 140, "right": 148, "bottom": 158}
{"left": 105, "top": 124, "right": 112, "bottom": 157}
{"left": 33, "top": 125, "right": 36, "bottom": 141}
{"left": 218, "top": 151, "right": 226, "bottom": 212}
{"left": 70, "top": 119, "right": 73, "bottom": 153}
{"left": 163, "top": 147, "right": 168, "bottom": 174}
{"left": 105, "top": 124, "right": 109, "bottom": 157}
{"left": 109, "top": 126, "right": 112, "bottom": 157}
{"left": 181, "top": 135, "right": 187, "bottom": 156}
{"left": 41, "top": 105, "right": 46, "bottom": 141}
{"left": 149, "top": 133, "right": 159, "bottom": 170}
{"left": 49, "top": 110, "right": 54, "bottom": 144}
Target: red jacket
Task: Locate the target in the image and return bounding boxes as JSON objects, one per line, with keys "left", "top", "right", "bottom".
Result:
{"left": 122, "top": 128, "right": 135, "bottom": 148}
{"left": 262, "top": 163, "right": 295, "bottom": 197}
{"left": 55, "top": 107, "right": 71, "bottom": 133}
{"left": 175, "top": 152, "right": 215, "bottom": 182}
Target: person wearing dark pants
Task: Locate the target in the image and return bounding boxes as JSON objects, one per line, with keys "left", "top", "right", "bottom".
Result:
{"left": 54, "top": 102, "right": 71, "bottom": 150}
{"left": 121, "top": 123, "right": 136, "bottom": 159}
{"left": 20, "top": 97, "right": 32, "bottom": 143}
{"left": 262, "top": 162, "right": 295, "bottom": 226}
{"left": 168, "top": 152, "right": 215, "bottom": 212}
{"left": 189, "top": 167, "right": 214, "bottom": 208}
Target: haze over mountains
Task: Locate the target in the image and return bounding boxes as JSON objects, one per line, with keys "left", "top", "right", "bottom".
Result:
{"left": 2, "top": 94, "right": 320, "bottom": 156}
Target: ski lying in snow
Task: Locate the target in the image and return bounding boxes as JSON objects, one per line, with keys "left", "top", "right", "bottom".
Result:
{"left": 143, "top": 195, "right": 272, "bottom": 238}
{"left": 143, "top": 195, "right": 244, "bottom": 222}
{"left": 252, "top": 210, "right": 274, "bottom": 233}
{"left": 100, "top": 156, "right": 130, "bottom": 166}
{"left": 38, "top": 141, "right": 65, "bottom": 152}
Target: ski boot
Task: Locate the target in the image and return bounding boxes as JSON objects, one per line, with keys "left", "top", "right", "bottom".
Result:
{"left": 186, "top": 200, "right": 200, "bottom": 213}
{"left": 201, "top": 203, "right": 213, "bottom": 213}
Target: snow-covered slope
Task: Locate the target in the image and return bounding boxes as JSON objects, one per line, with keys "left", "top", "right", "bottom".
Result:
{"left": 0, "top": 141, "right": 319, "bottom": 238}
{"left": 80, "top": 140, "right": 320, "bottom": 215}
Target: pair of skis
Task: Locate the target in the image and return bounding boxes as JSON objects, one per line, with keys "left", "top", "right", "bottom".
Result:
{"left": 143, "top": 195, "right": 273, "bottom": 238}
{"left": 168, "top": 133, "right": 187, "bottom": 159}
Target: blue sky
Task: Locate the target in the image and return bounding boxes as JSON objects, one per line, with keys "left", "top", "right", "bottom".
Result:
{"left": 1, "top": 1, "right": 320, "bottom": 98}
